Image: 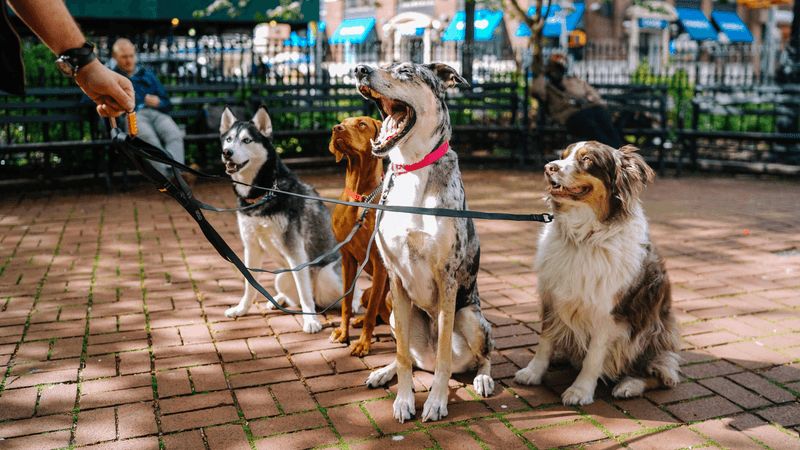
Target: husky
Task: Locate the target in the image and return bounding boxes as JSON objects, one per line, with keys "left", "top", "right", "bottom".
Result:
{"left": 219, "top": 105, "right": 360, "bottom": 333}
{"left": 354, "top": 63, "right": 495, "bottom": 423}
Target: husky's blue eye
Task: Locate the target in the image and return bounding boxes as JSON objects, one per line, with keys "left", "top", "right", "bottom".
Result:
{"left": 243, "top": 138, "right": 251, "bottom": 144}
{"left": 226, "top": 137, "right": 232, "bottom": 142}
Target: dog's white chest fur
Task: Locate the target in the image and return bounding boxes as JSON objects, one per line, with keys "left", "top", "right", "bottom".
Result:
{"left": 237, "top": 213, "right": 290, "bottom": 266}
{"left": 377, "top": 170, "right": 451, "bottom": 310}
{"left": 536, "top": 206, "right": 648, "bottom": 326}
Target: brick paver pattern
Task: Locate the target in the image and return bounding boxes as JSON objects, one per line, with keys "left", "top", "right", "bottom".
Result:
{"left": 1, "top": 169, "right": 799, "bottom": 450}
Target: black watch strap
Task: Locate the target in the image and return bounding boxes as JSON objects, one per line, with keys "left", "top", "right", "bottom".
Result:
{"left": 55, "top": 42, "right": 96, "bottom": 77}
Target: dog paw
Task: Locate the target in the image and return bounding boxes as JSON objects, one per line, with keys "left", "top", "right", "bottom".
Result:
{"left": 653, "top": 366, "right": 681, "bottom": 387}
{"left": 366, "top": 365, "right": 396, "bottom": 388}
{"left": 303, "top": 318, "right": 322, "bottom": 334}
{"left": 329, "top": 327, "right": 348, "bottom": 343}
{"left": 351, "top": 316, "right": 365, "bottom": 328}
{"left": 612, "top": 377, "right": 646, "bottom": 399}
{"left": 265, "top": 294, "right": 288, "bottom": 311}
{"left": 473, "top": 374, "right": 495, "bottom": 397}
{"left": 514, "top": 367, "right": 545, "bottom": 386}
{"left": 393, "top": 395, "right": 415, "bottom": 423}
{"left": 562, "top": 385, "right": 595, "bottom": 406}
{"left": 225, "top": 305, "right": 249, "bottom": 318}
{"left": 421, "top": 395, "right": 448, "bottom": 422}
{"left": 349, "top": 339, "right": 371, "bottom": 357}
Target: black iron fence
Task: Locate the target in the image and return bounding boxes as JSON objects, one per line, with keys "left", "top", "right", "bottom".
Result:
{"left": 3, "top": 32, "right": 800, "bottom": 186}
{"left": 17, "top": 30, "right": 796, "bottom": 88}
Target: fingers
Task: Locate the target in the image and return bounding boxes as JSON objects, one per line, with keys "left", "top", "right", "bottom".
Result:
{"left": 77, "top": 62, "right": 136, "bottom": 114}
{"left": 96, "top": 103, "right": 127, "bottom": 118}
{"left": 111, "top": 77, "right": 135, "bottom": 112}
{"left": 93, "top": 80, "right": 134, "bottom": 117}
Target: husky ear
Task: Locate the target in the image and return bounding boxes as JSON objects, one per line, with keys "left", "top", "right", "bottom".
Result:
{"left": 426, "top": 63, "right": 469, "bottom": 88}
{"left": 252, "top": 105, "right": 273, "bottom": 137}
{"left": 220, "top": 106, "right": 237, "bottom": 135}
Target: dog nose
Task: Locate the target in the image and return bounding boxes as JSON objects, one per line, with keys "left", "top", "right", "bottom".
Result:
{"left": 545, "top": 163, "right": 560, "bottom": 175}
{"left": 333, "top": 124, "right": 345, "bottom": 132}
{"left": 222, "top": 149, "right": 233, "bottom": 158}
{"left": 354, "top": 65, "right": 372, "bottom": 78}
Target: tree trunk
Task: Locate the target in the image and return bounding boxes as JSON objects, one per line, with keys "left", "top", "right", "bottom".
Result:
{"left": 462, "top": 1, "right": 475, "bottom": 84}
{"left": 506, "top": 0, "right": 549, "bottom": 77}
{"left": 792, "top": 0, "right": 800, "bottom": 54}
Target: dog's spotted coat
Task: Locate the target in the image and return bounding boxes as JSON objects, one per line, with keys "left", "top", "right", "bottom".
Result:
{"left": 355, "top": 62, "right": 494, "bottom": 423}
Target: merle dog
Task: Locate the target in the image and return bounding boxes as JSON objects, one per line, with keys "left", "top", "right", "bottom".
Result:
{"left": 355, "top": 63, "right": 495, "bottom": 423}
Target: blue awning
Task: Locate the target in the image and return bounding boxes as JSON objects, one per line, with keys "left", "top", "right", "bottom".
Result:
{"left": 441, "top": 9, "right": 504, "bottom": 42}
{"left": 284, "top": 31, "right": 315, "bottom": 47}
{"left": 329, "top": 18, "right": 375, "bottom": 44}
{"left": 639, "top": 18, "right": 668, "bottom": 30}
{"left": 516, "top": 2, "right": 585, "bottom": 38}
{"left": 711, "top": 10, "right": 754, "bottom": 43}
{"left": 675, "top": 7, "right": 717, "bottom": 41}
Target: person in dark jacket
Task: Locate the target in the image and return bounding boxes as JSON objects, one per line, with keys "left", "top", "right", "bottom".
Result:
{"left": 1, "top": 0, "right": 133, "bottom": 116}
{"left": 532, "top": 53, "right": 624, "bottom": 148}
{"left": 112, "top": 38, "right": 185, "bottom": 178}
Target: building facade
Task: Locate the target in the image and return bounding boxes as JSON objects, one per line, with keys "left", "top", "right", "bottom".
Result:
{"left": 321, "top": 0, "right": 795, "bottom": 66}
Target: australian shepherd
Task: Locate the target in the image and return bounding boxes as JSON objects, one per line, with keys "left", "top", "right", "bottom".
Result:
{"left": 515, "top": 141, "right": 681, "bottom": 406}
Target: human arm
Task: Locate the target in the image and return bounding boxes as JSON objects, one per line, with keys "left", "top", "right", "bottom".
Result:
{"left": 530, "top": 73, "right": 547, "bottom": 101}
{"left": 582, "top": 80, "right": 605, "bottom": 107}
{"left": 142, "top": 72, "right": 172, "bottom": 113}
{"left": 7, "top": 0, "right": 134, "bottom": 116}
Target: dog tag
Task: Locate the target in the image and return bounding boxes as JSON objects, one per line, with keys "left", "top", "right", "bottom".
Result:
{"left": 126, "top": 112, "right": 138, "bottom": 136}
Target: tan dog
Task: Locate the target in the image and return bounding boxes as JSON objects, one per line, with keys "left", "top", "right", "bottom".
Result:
{"left": 328, "top": 116, "right": 392, "bottom": 356}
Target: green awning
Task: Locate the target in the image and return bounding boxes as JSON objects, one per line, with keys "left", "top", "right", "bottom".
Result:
{"left": 64, "top": 0, "right": 319, "bottom": 23}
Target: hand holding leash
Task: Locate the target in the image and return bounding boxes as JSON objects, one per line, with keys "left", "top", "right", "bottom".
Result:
{"left": 109, "top": 111, "right": 138, "bottom": 137}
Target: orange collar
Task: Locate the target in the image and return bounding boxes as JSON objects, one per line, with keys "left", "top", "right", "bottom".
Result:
{"left": 345, "top": 187, "right": 365, "bottom": 202}
{"left": 390, "top": 142, "right": 449, "bottom": 175}
{"left": 244, "top": 195, "right": 265, "bottom": 204}
{"left": 243, "top": 180, "right": 278, "bottom": 204}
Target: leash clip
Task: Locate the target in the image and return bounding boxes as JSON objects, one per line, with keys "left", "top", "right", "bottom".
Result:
{"left": 543, "top": 213, "right": 554, "bottom": 223}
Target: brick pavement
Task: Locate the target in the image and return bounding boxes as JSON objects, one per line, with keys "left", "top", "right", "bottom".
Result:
{"left": 1, "top": 168, "right": 799, "bottom": 450}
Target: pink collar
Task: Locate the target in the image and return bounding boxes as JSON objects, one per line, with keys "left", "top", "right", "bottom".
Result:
{"left": 390, "top": 142, "right": 449, "bottom": 175}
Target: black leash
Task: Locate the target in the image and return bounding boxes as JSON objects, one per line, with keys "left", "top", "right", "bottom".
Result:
{"left": 108, "top": 115, "right": 552, "bottom": 316}
{"left": 111, "top": 124, "right": 366, "bottom": 316}
{"left": 108, "top": 125, "right": 552, "bottom": 223}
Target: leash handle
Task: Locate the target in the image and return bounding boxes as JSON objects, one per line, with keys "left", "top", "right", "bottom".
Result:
{"left": 126, "top": 112, "right": 138, "bottom": 136}
{"left": 109, "top": 112, "right": 137, "bottom": 136}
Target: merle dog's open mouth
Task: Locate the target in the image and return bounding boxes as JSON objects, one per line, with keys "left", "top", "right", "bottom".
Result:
{"left": 358, "top": 85, "right": 416, "bottom": 155}
{"left": 225, "top": 159, "right": 248, "bottom": 174}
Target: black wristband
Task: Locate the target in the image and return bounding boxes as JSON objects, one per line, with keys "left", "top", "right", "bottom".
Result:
{"left": 55, "top": 42, "right": 96, "bottom": 78}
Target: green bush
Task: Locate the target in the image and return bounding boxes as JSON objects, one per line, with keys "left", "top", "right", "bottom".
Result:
{"left": 22, "top": 41, "right": 64, "bottom": 88}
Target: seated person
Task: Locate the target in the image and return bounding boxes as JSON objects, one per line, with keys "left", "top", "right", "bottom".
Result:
{"left": 111, "top": 38, "right": 185, "bottom": 178}
{"left": 532, "top": 53, "right": 624, "bottom": 149}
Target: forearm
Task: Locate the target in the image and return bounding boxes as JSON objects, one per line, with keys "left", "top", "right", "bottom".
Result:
{"left": 530, "top": 75, "right": 547, "bottom": 100}
{"left": 584, "top": 82, "right": 605, "bottom": 106}
{"left": 151, "top": 76, "right": 172, "bottom": 110}
{"left": 7, "top": 0, "right": 86, "bottom": 54}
